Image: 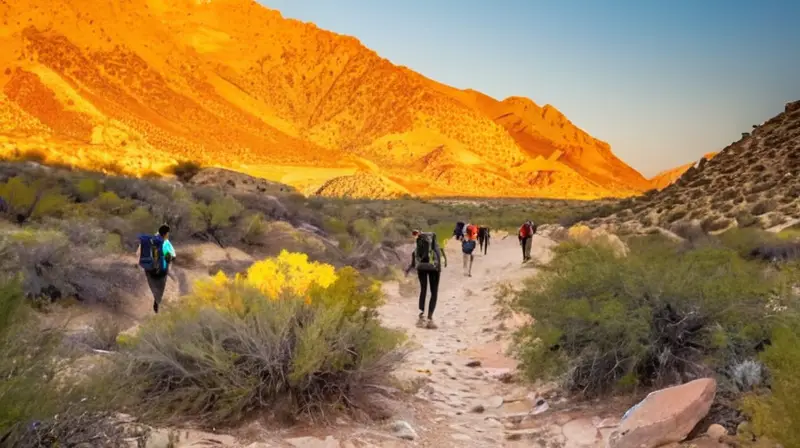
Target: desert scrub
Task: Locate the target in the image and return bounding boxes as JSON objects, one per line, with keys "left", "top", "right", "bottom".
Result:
{"left": 512, "top": 239, "right": 784, "bottom": 397}
{"left": 741, "top": 323, "right": 800, "bottom": 446}
{"left": 117, "top": 252, "right": 405, "bottom": 426}
{"left": 0, "top": 278, "right": 118, "bottom": 446}
{"left": 169, "top": 160, "right": 203, "bottom": 182}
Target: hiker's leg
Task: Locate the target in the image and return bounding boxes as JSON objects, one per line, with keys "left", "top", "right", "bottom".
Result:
{"left": 428, "top": 270, "right": 440, "bottom": 319}
{"left": 521, "top": 238, "right": 527, "bottom": 260}
{"left": 146, "top": 272, "right": 168, "bottom": 312}
{"left": 468, "top": 254, "right": 473, "bottom": 275}
{"left": 417, "top": 270, "right": 428, "bottom": 315}
{"left": 524, "top": 237, "right": 533, "bottom": 260}
{"left": 462, "top": 253, "right": 468, "bottom": 273}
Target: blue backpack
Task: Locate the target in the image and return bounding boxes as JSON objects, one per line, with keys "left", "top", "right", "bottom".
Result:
{"left": 462, "top": 239, "right": 476, "bottom": 254}
{"left": 138, "top": 234, "right": 166, "bottom": 275}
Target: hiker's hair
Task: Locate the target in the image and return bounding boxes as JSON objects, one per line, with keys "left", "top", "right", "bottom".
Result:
{"left": 158, "top": 224, "right": 170, "bottom": 237}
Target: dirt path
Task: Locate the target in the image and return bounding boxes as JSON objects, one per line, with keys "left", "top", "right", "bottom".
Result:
{"left": 110, "top": 235, "right": 629, "bottom": 447}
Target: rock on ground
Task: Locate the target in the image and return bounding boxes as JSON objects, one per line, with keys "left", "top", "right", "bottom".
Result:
{"left": 609, "top": 378, "right": 717, "bottom": 448}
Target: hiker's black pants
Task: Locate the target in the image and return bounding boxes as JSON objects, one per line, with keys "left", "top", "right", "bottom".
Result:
{"left": 417, "top": 269, "right": 440, "bottom": 319}
{"left": 478, "top": 235, "right": 489, "bottom": 254}
{"left": 521, "top": 237, "right": 532, "bottom": 260}
{"left": 146, "top": 271, "right": 168, "bottom": 307}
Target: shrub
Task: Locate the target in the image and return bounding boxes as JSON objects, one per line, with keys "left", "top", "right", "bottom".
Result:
{"left": 751, "top": 199, "right": 778, "bottom": 216}
{"left": 0, "top": 278, "right": 108, "bottom": 445}
{"left": 92, "top": 191, "right": 134, "bottom": 216}
{"left": 117, "top": 253, "right": 404, "bottom": 426}
{"left": 512, "top": 241, "right": 781, "bottom": 397}
{"left": 741, "top": 324, "right": 800, "bottom": 446}
{"left": 0, "top": 177, "right": 69, "bottom": 222}
{"left": 169, "top": 160, "right": 203, "bottom": 182}
{"left": 191, "top": 194, "right": 244, "bottom": 244}
{"left": 701, "top": 216, "right": 733, "bottom": 233}
{"left": 352, "top": 218, "right": 381, "bottom": 245}
{"left": 74, "top": 177, "right": 103, "bottom": 202}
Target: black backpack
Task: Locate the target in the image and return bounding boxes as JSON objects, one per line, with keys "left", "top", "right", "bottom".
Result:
{"left": 415, "top": 232, "right": 438, "bottom": 270}
{"left": 453, "top": 222, "right": 465, "bottom": 238}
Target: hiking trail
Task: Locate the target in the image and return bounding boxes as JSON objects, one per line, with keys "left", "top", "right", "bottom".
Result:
{"left": 94, "top": 234, "right": 629, "bottom": 447}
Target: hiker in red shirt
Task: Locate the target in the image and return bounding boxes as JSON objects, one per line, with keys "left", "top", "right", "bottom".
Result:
{"left": 462, "top": 223, "right": 478, "bottom": 276}
{"left": 518, "top": 220, "right": 536, "bottom": 262}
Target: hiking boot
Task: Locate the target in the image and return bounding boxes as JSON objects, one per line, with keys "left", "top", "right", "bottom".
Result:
{"left": 416, "top": 313, "right": 426, "bottom": 327}
{"left": 426, "top": 319, "right": 438, "bottom": 330}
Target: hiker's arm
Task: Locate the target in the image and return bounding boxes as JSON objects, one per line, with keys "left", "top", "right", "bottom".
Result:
{"left": 405, "top": 251, "right": 415, "bottom": 275}
{"left": 441, "top": 247, "right": 447, "bottom": 267}
{"left": 433, "top": 242, "right": 442, "bottom": 268}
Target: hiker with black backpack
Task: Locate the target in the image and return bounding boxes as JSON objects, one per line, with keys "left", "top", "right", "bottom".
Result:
{"left": 405, "top": 229, "right": 444, "bottom": 329}
{"left": 136, "top": 224, "right": 177, "bottom": 313}
{"left": 453, "top": 221, "right": 465, "bottom": 241}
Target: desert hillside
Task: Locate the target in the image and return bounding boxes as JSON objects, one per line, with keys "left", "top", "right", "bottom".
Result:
{"left": 588, "top": 101, "right": 800, "bottom": 233}
{"left": 649, "top": 152, "right": 717, "bottom": 190}
{"left": 0, "top": 0, "right": 649, "bottom": 199}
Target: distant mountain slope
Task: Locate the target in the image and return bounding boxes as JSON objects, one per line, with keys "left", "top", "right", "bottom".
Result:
{"left": 590, "top": 101, "right": 800, "bottom": 232}
{"left": 0, "top": 0, "right": 648, "bottom": 199}
{"left": 649, "top": 152, "right": 718, "bottom": 190}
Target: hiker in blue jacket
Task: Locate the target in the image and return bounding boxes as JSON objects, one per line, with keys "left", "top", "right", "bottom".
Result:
{"left": 136, "top": 224, "right": 177, "bottom": 313}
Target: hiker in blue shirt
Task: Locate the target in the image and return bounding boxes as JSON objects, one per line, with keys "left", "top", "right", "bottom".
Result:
{"left": 136, "top": 224, "right": 176, "bottom": 313}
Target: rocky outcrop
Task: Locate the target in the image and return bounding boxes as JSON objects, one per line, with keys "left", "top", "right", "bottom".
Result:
{"left": 609, "top": 378, "right": 717, "bottom": 448}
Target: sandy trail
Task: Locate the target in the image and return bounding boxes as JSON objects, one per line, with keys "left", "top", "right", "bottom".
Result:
{"left": 371, "top": 235, "right": 562, "bottom": 447}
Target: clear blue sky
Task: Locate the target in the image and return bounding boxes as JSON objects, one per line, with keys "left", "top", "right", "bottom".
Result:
{"left": 261, "top": 0, "right": 800, "bottom": 177}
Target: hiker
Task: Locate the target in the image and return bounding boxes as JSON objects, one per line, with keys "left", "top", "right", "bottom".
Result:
{"left": 453, "top": 221, "right": 465, "bottom": 241}
{"left": 405, "top": 229, "right": 443, "bottom": 329}
{"left": 477, "top": 226, "right": 490, "bottom": 255}
{"left": 462, "top": 224, "right": 478, "bottom": 277}
{"left": 518, "top": 220, "right": 537, "bottom": 262}
{"left": 136, "top": 224, "right": 177, "bottom": 313}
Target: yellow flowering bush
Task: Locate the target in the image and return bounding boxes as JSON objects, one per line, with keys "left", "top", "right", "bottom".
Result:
{"left": 118, "top": 250, "right": 403, "bottom": 426}
{"left": 187, "top": 250, "right": 340, "bottom": 312}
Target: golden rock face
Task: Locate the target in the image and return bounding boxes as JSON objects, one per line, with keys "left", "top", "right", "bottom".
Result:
{"left": 0, "top": 0, "right": 651, "bottom": 199}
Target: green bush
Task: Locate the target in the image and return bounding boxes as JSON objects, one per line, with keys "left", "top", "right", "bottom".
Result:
{"left": 0, "top": 177, "right": 69, "bottom": 222}
{"left": 116, "top": 270, "right": 405, "bottom": 426}
{"left": 512, "top": 240, "right": 783, "bottom": 397}
{"left": 0, "top": 278, "right": 67, "bottom": 438}
{"left": 74, "top": 177, "right": 103, "bottom": 202}
{"left": 191, "top": 194, "right": 244, "bottom": 243}
{"left": 92, "top": 191, "right": 134, "bottom": 216}
{"left": 742, "top": 323, "right": 800, "bottom": 446}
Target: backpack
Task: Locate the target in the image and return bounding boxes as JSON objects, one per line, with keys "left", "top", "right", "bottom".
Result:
{"left": 138, "top": 234, "right": 166, "bottom": 276}
{"left": 465, "top": 224, "right": 478, "bottom": 240}
{"left": 415, "top": 232, "right": 439, "bottom": 271}
{"left": 453, "top": 222, "right": 465, "bottom": 239}
{"left": 462, "top": 239, "right": 476, "bottom": 254}
{"left": 530, "top": 221, "right": 538, "bottom": 235}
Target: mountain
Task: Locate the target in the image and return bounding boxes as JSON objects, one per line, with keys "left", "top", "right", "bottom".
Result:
{"left": 0, "top": 0, "right": 649, "bottom": 199}
{"left": 649, "top": 152, "right": 718, "bottom": 190}
{"left": 589, "top": 101, "right": 800, "bottom": 233}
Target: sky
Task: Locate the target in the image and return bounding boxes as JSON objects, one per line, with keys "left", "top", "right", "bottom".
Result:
{"left": 261, "top": 0, "right": 800, "bottom": 177}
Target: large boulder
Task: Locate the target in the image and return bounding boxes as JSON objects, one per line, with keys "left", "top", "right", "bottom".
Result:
{"left": 567, "top": 225, "right": 629, "bottom": 257}
{"left": 609, "top": 378, "right": 717, "bottom": 448}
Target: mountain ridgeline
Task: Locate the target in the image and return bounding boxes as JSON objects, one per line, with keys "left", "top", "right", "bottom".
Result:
{"left": 1, "top": 0, "right": 652, "bottom": 199}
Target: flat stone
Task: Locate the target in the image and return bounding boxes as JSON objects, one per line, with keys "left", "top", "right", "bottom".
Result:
{"left": 562, "top": 418, "right": 601, "bottom": 445}
{"left": 451, "top": 433, "right": 472, "bottom": 442}
{"left": 389, "top": 421, "right": 417, "bottom": 441}
{"left": 486, "top": 395, "right": 504, "bottom": 408}
{"left": 285, "top": 436, "right": 340, "bottom": 448}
